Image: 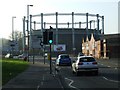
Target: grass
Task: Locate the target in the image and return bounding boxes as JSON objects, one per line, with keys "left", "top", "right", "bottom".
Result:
{"left": 2, "top": 58, "right": 29, "bottom": 85}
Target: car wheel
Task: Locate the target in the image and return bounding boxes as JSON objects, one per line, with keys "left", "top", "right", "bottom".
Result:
{"left": 72, "top": 70, "right": 75, "bottom": 74}
{"left": 58, "top": 63, "right": 61, "bottom": 66}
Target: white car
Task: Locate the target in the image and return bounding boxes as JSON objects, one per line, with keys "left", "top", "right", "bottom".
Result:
{"left": 5, "top": 53, "right": 13, "bottom": 58}
{"left": 72, "top": 56, "right": 98, "bottom": 76}
{"left": 18, "top": 54, "right": 27, "bottom": 60}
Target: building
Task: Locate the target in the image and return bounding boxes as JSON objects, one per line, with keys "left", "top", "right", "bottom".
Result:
{"left": 103, "top": 34, "right": 120, "bottom": 58}
{"left": 82, "top": 33, "right": 120, "bottom": 59}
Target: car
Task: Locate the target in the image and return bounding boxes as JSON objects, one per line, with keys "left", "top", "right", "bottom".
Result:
{"left": 18, "top": 53, "right": 28, "bottom": 60}
{"left": 44, "top": 53, "right": 48, "bottom": 57}
{"left": 56, "top": 54, "right": 72, "bottom": 66}
{"left": 77, "top": 52, "right": 84, "bottom": 58}
{"left": 5, "top": 53, "right": 13, "bottom": 58}
{"left": 72, "top": 56, "right": 98, "bottom": 76}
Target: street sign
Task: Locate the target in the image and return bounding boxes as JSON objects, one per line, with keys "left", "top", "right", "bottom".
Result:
{"left": 54, "top": 44, "right": 66, "bottom": 52}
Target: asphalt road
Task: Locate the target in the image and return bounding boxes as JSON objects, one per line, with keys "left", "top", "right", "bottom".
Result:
{"left": 52, "top": 57, "right": 120, "bottom": 90}
{"left": 2, "top": 56, "right": 119, "bottom": 90}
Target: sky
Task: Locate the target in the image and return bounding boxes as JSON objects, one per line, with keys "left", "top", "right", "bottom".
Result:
{"left": 0, "top": 0, "right": 119, "bottom": 39}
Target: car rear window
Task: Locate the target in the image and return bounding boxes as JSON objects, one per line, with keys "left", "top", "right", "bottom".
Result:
{"left": 80, "top": 57, "right": 95, "bottom": 62}
{"left": 61, "top": 55, "right": 69, "bottom": 59}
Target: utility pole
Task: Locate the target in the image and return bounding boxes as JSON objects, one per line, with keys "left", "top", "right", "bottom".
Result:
{"left": 49, "top": 26, "right": 53, "bottom": 74}
{"left": 12, "top": 16, "right": 16, "bottom": 55}
{"left": 26, "top": 5, "right": 33, "bottom": 62}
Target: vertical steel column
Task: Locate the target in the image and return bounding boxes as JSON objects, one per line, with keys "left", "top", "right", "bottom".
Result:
{"left": 23, "top": 16, "right": 26, "bottom": 53}
{"left": 41, "top": 13, "right": 43, "bottom": 32}
{"left": 72, "top": 12, "right": 75, "bottom": 53}
{"left": 102, "top": 16, "right": 104, "bottom": 34}
{"left": 41, "top": 13, "right": 43, "bottom": 49}
{"left": 90, "top": 21, "right": 92, "bottom": 29}
{"left": 67, "top": 22, "right": 69, "bottom": 28}
{"left": 97, "top": 14, "right": 99, "bottom": 34}
{"left": 86, "top": 13, "right": 88, "bottom": 36}
{"left": 44, "top": 22, "right": 46, "bottom": 29}
{"left": 34, "top": 21, "right": 36, "bottom": 30}
{"left": 30, "top": 15, "right": 32, "bottom": 50}
{"left": 56, "top": 12, "right": 58, "bottom": 44}
{"left": 26, "top": 20, "right": 29, "bottom": 62}
{"left": 79, "top": 22, "right": 81, "bottom": 28}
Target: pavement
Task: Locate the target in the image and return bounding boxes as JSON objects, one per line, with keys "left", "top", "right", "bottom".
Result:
{"left": 2, "top": 57, "right": 66, "bottom": 90}
{"left": 96, "top": 58, "right": 119, "bottom": 68}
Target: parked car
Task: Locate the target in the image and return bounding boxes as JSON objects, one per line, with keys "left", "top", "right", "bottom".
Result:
{"left": 5, "top": 53, "right": 13, "bottom": 58}
{"left": 44, "top": 53, "right": 48, "bottom": 57}
{"left": 18, "top": 53, "right": 28, "bottom": 60}
{"left": 56, "top": 54, "right": 72, "bottom": 66}
{"left": 72, "top": 56, "right": 98, "bottom": 76}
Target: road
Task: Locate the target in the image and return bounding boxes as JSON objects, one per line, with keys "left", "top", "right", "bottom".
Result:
{"left": 52, "top": 57, "right": 120, "bottom": 90}
{"left": 28, "top": 56, "right": 119, "bottom": 90}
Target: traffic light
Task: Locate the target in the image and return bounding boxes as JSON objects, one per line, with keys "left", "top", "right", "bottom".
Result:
{"left": 49, "top": 31, "right": 53, "bottom": 44}
{"left": 43, "top": 31, "right": 48, "bottom": 44}
{"left": 43, "top": 26, "right": 53, "bottom": 44}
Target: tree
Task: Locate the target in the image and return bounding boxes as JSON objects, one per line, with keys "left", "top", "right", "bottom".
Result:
{"left": 9, "top": 30, "right": 23, "bottom": 53}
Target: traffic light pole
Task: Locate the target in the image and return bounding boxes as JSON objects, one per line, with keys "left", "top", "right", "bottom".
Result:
{"left": 49, "top": 43, "right": 52, "bottom": 74}
{"left": 43, "top": 47, "right": 45, "bottom": 64}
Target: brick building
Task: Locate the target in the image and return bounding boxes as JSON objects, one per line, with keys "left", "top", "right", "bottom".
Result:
{"left": 103, "top": 34, "right": 120, "bottom": 58}
{"left": 82, "top": 33, "right": 120, "bottom": 59}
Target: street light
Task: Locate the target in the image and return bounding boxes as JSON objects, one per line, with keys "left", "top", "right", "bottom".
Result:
{"left": 12, "top": 16, "right": 16, "bottom": 41}
{"left": 27, "top": 5, "right": 33, "bottom": 21}
{"left": 27, "top": 5, "right": 33, "bottom": 62}
{"left": 11, "top": 16, "right": 16, "bottom": 56}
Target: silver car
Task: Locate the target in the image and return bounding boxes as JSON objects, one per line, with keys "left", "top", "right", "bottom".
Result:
{"left": 72, "top": 56, "right": 98, "bottom": 76}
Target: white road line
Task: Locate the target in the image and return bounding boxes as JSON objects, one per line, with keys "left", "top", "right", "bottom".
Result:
{"left": 40, "top": 75, "right": 45, "bottom": 86}
{"left": 56, "top": 77, "right": 64, "bottom": 89}
{"left": 103, "top": 77, "right": 119, "bottom": 83}
{"left": 37, "top": 85, "right": 40, "bottom": 90}
{"left": 65, "top": 77, "right": 80, "bottom": 90}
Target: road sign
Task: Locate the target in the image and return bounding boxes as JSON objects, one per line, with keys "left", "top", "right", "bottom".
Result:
{"left": 54, "top": 44, "right": 66, "bottom": 52}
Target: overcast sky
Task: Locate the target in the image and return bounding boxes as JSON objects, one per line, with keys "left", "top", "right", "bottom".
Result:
{"left": 0, "top": 0, "right": 119, "bottom": 39}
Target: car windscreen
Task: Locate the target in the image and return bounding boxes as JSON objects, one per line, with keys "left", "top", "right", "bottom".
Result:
{"left": 80, "top": 57, "right": 95, "bottom": 62}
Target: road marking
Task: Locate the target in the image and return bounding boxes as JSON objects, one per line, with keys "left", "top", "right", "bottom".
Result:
{"left": 65, "top": 77, "right": 80, "bottom": 90}
{"left": 40, "top": 75, "right": 44, "bottom": 86}
{"left": 37, "top": 75, "right": 45, "bottom": 89}
{"left": 56, "top": 77, "right": 64, "bottom": 89}
{"left": 103, "top": 76, "right": 119, "bottom": 83}
{"left": 37, "top": 85, "right": 40, "bottom": 90}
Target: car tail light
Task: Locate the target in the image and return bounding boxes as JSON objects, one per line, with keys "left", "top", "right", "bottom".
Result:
{"left": 92, "top": 62, "right": 97, "bottom": 64}
{"left": 78, "top": 62, "right": 83, "bottom": 65}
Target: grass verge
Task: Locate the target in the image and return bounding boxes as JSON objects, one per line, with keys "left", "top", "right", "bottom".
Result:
{"left": 2, "top": 58, "right": 29, "bottom": 85}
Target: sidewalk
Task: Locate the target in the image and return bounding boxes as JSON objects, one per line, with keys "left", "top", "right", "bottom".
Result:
{"left": 2, "top": 58, "right": 64, "bottom": 90}
{"left": 96, "top": 58, "right": 119, "bottom": 68}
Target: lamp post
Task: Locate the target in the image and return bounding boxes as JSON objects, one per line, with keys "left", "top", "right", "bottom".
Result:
{"left": 27, "top": 5, "right": 33, "bottom": 62}
{"left": 27, "top": 5, "right": 33, "bottom": 21}
{"left": 11, "top": 16, "right": 16, "bottom": 55}
{"left": 12, "top": 16, "right": 16, "bottom": 41}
